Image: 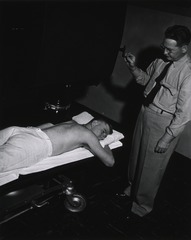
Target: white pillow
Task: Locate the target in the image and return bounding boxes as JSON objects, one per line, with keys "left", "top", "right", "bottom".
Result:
{"left": 72, "top": 111, "right": 124, "bottom": 147}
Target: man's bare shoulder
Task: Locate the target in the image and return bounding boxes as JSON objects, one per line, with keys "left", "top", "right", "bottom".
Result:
{"left": 55, "top": 120, "right": 77, "bottom": 126}
{"left": 49, "top": 120, "right": 92, "bottom": 135}
{"left": 59, "top": 120, "right": 97, "bottom": 140}
{"left": 50, "top": 120, "right": 80, "bottom": 129}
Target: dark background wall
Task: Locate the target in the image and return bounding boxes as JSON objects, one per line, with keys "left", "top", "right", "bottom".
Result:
{"left": 0, "top": 0, "right": 126, "bottom": 127}
{"left": 38, "top": 2, "right": 126, "bottom": 86}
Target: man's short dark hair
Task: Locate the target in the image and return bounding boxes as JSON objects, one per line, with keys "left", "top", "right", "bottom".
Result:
{"left": 165, "top": 25, "right": 191, "bottom": 46}
{"left": 94, "top": 118, "right": 113, "bottom": 135}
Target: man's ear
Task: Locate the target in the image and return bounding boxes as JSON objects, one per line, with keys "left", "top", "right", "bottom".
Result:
{"left": 182, "top": 45, "right": 188, "bottom": 53}
{"left": 92, "top": 120, "right": 99, "bottom": 127}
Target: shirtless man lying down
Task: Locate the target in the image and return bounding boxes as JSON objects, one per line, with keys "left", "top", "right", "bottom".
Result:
{"left": 0, "top": 118, "right": 115, "bottom": 172}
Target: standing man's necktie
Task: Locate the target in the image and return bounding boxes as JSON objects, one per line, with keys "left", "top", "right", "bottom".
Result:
{"left": 144, "top": 61, "right": 173, "bottom": 107}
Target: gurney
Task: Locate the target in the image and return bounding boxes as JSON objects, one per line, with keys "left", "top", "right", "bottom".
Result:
{"left": 0, "top": 111, "right": 124, "bottom": 224}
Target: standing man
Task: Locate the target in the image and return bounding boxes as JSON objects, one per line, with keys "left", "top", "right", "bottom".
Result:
{"left": 118, "top": 25, "right": 191, "bottom": 217}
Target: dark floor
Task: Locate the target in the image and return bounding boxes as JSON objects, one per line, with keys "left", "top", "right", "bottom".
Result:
{"left": 1, "top": 147, "right": 191, "bottom": 240}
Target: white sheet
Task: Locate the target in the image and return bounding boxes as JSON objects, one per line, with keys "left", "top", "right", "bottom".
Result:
{"left": 0, "top": 112, "right": 124, "bottom": 186}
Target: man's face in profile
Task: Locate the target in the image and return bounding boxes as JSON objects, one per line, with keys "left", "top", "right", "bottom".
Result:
{"left": 92, "top": 120, "right": 111, "bottom": 140}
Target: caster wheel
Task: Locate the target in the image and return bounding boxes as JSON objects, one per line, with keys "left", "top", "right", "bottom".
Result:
{"left": 64, "top": 194, "right": 86, "bottom": 212}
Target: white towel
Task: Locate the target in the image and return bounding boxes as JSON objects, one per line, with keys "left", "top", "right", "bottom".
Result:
{"left": 72, "top": 111, "right": 93, "bottom": 124}
{"left": 0, "top": 112, "right": 124, "bottom": 186}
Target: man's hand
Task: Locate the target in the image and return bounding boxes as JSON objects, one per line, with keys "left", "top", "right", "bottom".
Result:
{"left": 124, "top": 52, "right": 136, "bottom": 70}
{"left": 155, "top": 132, "right": 175, "bottom": 153}
{"left": 155, "top": 139, "right": 170, "bottom": 153}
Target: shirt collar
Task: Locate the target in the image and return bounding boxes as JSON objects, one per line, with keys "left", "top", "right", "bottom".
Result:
{"left": 173, "top": 54, "right": 189, "bottom": 67}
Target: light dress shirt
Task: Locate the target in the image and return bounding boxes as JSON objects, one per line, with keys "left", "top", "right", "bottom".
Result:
{"left": 133, "top": 54, "right": 191, "bottom": 139}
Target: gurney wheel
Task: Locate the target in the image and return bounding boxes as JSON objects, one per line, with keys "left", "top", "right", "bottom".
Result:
{"left": 64, "top": 194, "right": 86, "bottom": 212}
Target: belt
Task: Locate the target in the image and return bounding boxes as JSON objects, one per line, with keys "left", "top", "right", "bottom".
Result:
{"left": 147, "top": 104, "right": 173, "bottom": 116}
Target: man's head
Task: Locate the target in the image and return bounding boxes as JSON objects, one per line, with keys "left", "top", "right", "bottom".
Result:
{"left": 161, "top": 25, "right": 191, "bottom": 61}
{"left": 86, "top": 118, "right": 113, "bottom": 140}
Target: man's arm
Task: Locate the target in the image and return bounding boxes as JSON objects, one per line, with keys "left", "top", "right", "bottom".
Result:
{"left": 155, "top": 132, "right": 175, "bottom": 153}
{"left": 124, "top": 52, "right": 152, "bottom": 86}
{"left": 155, "top": 73, "right": 191, "bottom": 153}
{"left": 85, "top": 133, "right": 115, "bottom": 167}
{"left": 124, "top": 52, "right": 141, "bottom": 78}
{"left": 37, "top": 123, "right": 54, "bottom": 129}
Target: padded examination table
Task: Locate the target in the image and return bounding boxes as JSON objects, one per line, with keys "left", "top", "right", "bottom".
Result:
{"left": 0, "top": 111, "right": 124, "bottom": 224}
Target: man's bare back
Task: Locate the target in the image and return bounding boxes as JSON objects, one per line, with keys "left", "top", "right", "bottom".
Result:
{"left": 40, "top": 118, "right": 115, "bottom": 167}
{"left": 42, "top": 120, "right": 94, "bottom": 156}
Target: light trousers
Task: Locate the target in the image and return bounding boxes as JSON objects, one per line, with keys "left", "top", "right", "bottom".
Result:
{"left": 125, "top": 105, "right": 179, "bottom": 216}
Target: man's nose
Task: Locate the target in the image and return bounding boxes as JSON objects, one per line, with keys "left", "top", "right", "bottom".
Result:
{"left": 164, "top": 48, "right": 169, "bottom": 55}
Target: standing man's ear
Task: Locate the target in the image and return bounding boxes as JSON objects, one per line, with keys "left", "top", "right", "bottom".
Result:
{"left": 181, "top": 45, "right": 188, "bottom": 53}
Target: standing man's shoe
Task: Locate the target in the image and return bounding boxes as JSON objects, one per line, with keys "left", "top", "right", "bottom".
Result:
{"left": 116, "top": 192, "right": 129, "bottom": 198}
